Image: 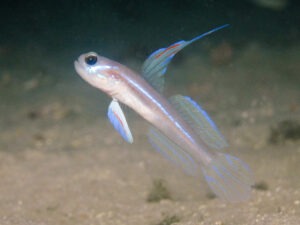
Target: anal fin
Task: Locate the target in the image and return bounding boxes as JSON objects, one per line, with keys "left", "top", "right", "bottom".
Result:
{"left": 148, "top": 126, "right": 199, "bottom": 176}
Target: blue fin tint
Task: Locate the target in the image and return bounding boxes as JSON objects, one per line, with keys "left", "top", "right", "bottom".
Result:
{"left": 142, "top": 41, "right": 186, "bottom": 92}
{"left": 107, "top": 100, "right": 133, "bottom": 143}
{"left": 142, "top": 24, "right": 229, "bottom": 93}
{"left": 169, "top": 95, "right": 228, "bottom": 150}
{"left": 148, "top": 126, "right": 199, "bottom": 176}
{"left": 202, "top": 153, "right": 254, "bottom": 202}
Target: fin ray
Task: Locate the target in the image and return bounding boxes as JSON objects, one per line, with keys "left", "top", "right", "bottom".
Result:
{"left": 148, "top": 126, "right": 198, "bottom": 176}
{"left": 169, "top": 95, "right": 228, "bottom": 150}
{"left": 142, "top": 24, "right": 229, "bottom": 92}
{"left": 107, "top": 100, "right": 133, "bottom": 143}
{"left": 202, "top": 153, "right": 253, "bottom": 202}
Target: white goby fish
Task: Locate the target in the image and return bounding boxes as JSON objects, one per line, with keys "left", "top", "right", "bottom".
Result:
{"left": 74, "top": 24, "right": 254, "bottom": 202}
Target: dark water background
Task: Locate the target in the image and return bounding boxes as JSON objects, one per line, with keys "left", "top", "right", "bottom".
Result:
{"left": 0, "top": 0, "right": 299, "bottom": 80}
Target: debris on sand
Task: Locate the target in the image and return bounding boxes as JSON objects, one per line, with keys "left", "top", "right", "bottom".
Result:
{"left": 269, "top": 119, "right": 300, "bottom": 144}
{"left": 156, "top": 215, "right": 180, "bottom": 225}
{"left": 253, "top": 181, "right": 269, "bottom": 191}
{"left": 147, "top": 179, "right": 172, "bottom": 202}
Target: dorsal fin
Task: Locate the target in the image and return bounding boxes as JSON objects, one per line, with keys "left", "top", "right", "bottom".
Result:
{"left": 141, "top": 24, "right": 229, "bottom": 92}
{"left": 169, "top": 95, "right": 228, "bottom": 150}
{"left": 142, "top": 41, "right": 187, "bottom": 92}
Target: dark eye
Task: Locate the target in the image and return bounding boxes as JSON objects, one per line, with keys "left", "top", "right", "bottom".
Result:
{"left": 85, "top": 55, "right": 98, "bottom": 65}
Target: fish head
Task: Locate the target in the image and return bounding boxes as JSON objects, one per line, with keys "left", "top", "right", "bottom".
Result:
{"left": 74, "top": 52, "right": 122, "bottom": 93}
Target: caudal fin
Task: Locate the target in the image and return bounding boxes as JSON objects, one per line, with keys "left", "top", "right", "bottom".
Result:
{"left": 202, "top": 153, "right": 253, "bottom": 202}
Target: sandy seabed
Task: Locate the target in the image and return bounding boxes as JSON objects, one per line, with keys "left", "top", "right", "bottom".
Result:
{"left": 0, "top": 43, "right": 299, "bottom": 225}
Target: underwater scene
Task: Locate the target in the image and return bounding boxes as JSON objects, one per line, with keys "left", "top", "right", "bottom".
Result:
{"left": 0, "top": 0, "right": 299, "bottom": 224}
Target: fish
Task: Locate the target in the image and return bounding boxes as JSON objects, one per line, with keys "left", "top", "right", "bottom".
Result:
{"left": 74, "top": 24, "right": 254, "bottom": 202}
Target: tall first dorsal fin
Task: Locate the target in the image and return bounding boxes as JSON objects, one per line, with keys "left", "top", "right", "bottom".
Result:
{"left": 141, "top": 24, "right": 229, "bottom": 93}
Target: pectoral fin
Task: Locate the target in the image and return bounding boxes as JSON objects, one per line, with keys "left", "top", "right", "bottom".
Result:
{"left": 107, "top": 100, "right": 133, "bottom": 143}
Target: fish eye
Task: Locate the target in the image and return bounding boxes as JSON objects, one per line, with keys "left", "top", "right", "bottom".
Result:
{"left": 85, "top": 54, "right": 98, "bottom": 66}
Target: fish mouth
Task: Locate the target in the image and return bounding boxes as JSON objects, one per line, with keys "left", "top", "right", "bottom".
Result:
{"left": 74, "top": 59, "right": 85, "bottom": 76}
{"left": 74, "top": 59, "right": 80, "bottom": 71}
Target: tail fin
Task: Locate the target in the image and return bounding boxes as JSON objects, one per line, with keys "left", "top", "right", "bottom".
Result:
{"left": 202, "top": 153, "right": 253, "bottom": 202}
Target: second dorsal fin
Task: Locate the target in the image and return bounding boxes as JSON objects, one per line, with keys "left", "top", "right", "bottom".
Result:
{"left": 169, "top": 95, "right": 228, "bottom": 150}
